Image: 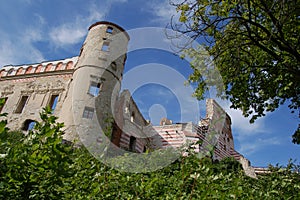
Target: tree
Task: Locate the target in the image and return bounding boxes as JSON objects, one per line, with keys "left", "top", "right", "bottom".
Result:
{"left": 171, "top": 0, "right": 300, "bottom": 143}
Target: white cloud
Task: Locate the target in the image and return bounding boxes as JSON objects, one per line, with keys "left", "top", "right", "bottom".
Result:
{"left": 50, "top": 25, "right": 86, "bottom": 46}
{"left": 49, "top": 3, "right": 104, "bottom": 47}
{"left": 0, "top": 29, "right": 44, "bottom": 67}
{"left": 238, "top": 137, "right": 281, "bottom": 155}
{"left": 49, "top": 0, "right": 128, "bottom": 47}
{"left": 147, "top": 0, "right": 181, "bottom": 25}
{"left": 216, "top": 98, "right": 268, "bottom": 136}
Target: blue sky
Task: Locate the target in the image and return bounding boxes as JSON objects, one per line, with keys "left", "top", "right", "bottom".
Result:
{"left": 0, "top": 0, "right": 299, "bottom": 167}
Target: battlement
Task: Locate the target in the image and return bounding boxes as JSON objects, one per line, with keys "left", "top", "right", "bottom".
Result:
{"left": 0, "top": 57, "right": 77, "bottom": 79}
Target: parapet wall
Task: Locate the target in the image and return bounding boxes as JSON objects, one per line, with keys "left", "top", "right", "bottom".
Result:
{"left": 0, "top": 57, "right": 77, "bottom": 79}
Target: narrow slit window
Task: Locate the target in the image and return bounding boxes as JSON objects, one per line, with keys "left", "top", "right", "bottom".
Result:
{"left": 130, "top": 112, "right": 135, "bottom": 123}
{"left": 15, "top": 96, "right": 29, "bottom": 114}
{"left": 101, "top": 42, "right": 109, "bottom": 51}
{"left": 88, "top": 81, "right": 102, "bottom": 96}
{"left": 0, "top": 97, "right": 8, "bottom": 113}
{"left": 82, "top": 107, "right": 94, "bottom": 119}
{"left": 48, "top": 94, "right": 59, "bottom": 111}
{"left": 111, "top": 62, "right": 117, "bottom": 71}
{"left": 106, "top": 26, "right": 113, "bottom": 34}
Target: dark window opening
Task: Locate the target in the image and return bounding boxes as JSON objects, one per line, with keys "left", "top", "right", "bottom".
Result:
{"left": 7, "top": 69, "right": 14, "bottom": 75}
{"left": 48, "top": 94, "right": 59, "bottom": 111}
{"left": 15, "top": 96, "right": 29, "bottom": 114}
{"left": 82, "top": 107, "right": 94, "bottom": 119}
{"left": 143, "top": 146, "right": 147, "bottom": 153}
{"left": 130, "top": 112, "right": 135, "bottom": 122}
{"left": 101, "top": 42, "right": 109, "bottom": 51}
{"left": 62, "top": 139, "right": 72, "bottom": 145}
{"left": 23, "top": 119, "right": 36, "bottom": 131}
{"left": 111, "top": 62, "right": 117, "bottom": 71}
{"left": 88, "top": 81, "right": 102, "bottom": 96}
{"left": 129, "top": 136, "right": 136, "bottom": 151}
{"left": 106, "top": 27, "right": 113, "bottom": 34}
{"left": 0, "top": 97, "right": 8, "bottom": 113}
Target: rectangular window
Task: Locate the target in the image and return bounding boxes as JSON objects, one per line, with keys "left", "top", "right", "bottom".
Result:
{"left": 129, "top": 136, "right": 137, "bottom": 151}
{"left": 88, "top": 81, "right": 102, "bottom": 96}
{"left": 15, "top": 96, "right": 29, "bottom": 114}
{"left": 0, "top": 97, "right": 8, "bottom": 113}
{"left": 82, "top": 107, "right": 94, "bottom": 119}
{"left": 48, "top": 94, "right": 59, "bottom": 111}
{"left": 101, "top": 42, "right": 109, "bottom": 51}
{"left": 106, "top": 27, "right": 113, "bottom": 34}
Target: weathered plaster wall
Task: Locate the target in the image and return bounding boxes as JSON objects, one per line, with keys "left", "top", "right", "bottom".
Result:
{"left": 0, "top": 57, "right": 76, "bottom": 132}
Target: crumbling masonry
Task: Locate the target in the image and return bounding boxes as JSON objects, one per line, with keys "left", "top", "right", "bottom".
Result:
{"left": 0, "top": 21, "right": 257, "bottom": 177}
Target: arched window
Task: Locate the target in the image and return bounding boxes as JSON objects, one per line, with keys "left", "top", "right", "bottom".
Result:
{"left": 35, "top": 65, "right": 43, "bottom": 73}
{"left": 22, "top": 119, "right": 36, "bottom": 131}
{"left": 25, "top": 66, "right": 33, "bottom": 74}
{"left": 0, "top": 69, "right": 5, "bottom": 78}
{"left": 66, "top": 61, "right": 73, "bottom": 70}
{"left": 55, "top": 62, "right": 63, "bottom": 71}
{"left": 45, "top": 63, "right": 52, "bottom": 72}
{"left": 7, "top": 68, "right": 14, "bottom": 76}
{"left": 16, "top": 67, "right": 24, "bottom": 75}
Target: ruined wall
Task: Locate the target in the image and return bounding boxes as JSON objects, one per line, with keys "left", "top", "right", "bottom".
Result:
{"left": 203, "top": 99, "right": 235, "bottom": 160}
{"left": 0, "top": 57, "right": 76, "bottom": 132}
{"left": 153, "top": 99, "right": 236, "bottom": 160}
{"left": 114, "top": 90, "right": 150, "bottom": 152}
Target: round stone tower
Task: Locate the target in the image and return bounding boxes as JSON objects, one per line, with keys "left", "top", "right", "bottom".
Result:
{"left": 66, "top": 21, "right": 129, "bottom": 142}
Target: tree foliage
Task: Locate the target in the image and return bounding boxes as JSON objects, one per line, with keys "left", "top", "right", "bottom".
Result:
{"left": 0, "top": 101, "right": 299, "bottom": 199}
{"left": 171, "top": 0, "right": 300, "bottom": 143}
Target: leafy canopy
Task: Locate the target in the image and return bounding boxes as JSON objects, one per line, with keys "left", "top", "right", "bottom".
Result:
{"left": 0, "top": 99, "right": 300, "bottom": 199}
{"left": 172, "top": 0, "right": 300, "bottom": 143}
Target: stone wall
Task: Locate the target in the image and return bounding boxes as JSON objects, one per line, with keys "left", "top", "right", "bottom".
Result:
{"left": 0, "top": 57, "right": 76, "bottom": 132}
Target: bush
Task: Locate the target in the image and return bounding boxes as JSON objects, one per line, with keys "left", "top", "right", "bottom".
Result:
{"left": 0, "top": 100, "right": 299, "bottom": 199}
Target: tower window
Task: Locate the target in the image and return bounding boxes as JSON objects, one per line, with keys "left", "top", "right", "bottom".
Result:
{"left": 129, "top": 136, "right": 137, "bottom": 151}
{"left": 106, "top": 27, "right": 113, "bottom": 34}
{"left": 48, "top": 94, "right": 59, "bottom": 111}
{"left": 101, "top": 42, "right": 109, "bottom": 51}
{"left": 15, "top": 96, "right": 29, "bottom": 114}
{"left": 0, "top": 97, "right": 8, "bottom": 113}
{"left": 88, "top": 81, "right": 102, "bottom": 96}
{"left": 82, "top": 107, "right": 94, "bottom": 119}
{"left": 130, "top": 112, "right": 135, "bottom": 122}
{"left": 111, "top": 62, "right": 117, "bottom": 71}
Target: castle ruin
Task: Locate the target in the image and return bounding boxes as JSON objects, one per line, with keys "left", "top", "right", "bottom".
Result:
{"left": 0, "top": 21, "right": 257, "bottom": 177}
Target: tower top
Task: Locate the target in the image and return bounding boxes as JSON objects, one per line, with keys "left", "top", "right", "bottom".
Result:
{"left": 89, "top": 21, "right": 130, "bottom": 40}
